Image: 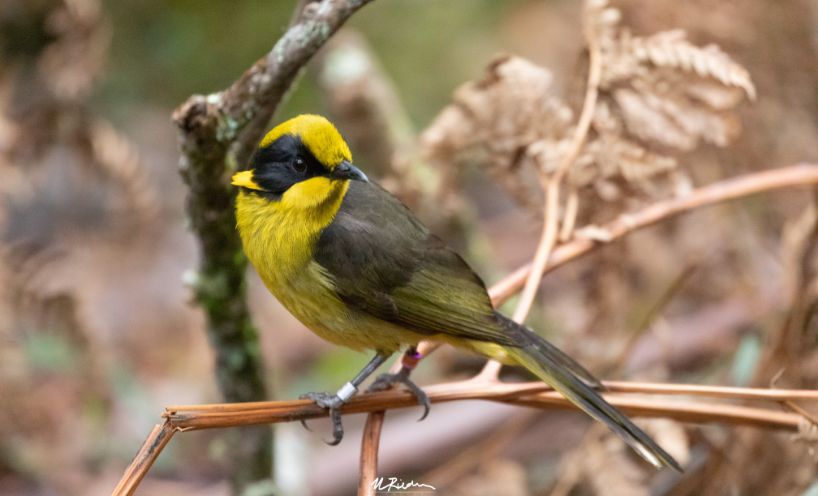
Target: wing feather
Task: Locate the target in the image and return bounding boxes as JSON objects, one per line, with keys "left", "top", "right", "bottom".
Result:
{"left": 314, "top": 182, "right": 520, "bottom": 346}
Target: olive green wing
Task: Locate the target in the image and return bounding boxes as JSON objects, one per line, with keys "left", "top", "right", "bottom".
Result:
{"left": 315, "top": 181, "right": 604, "bottom": 386}
{"left": 313, "top": 181, "right": 520, "bottom": 346}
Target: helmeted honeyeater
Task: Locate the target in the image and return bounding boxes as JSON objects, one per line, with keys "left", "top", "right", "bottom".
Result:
{"left": 232, "top": 114, "right": 681, "bottom": 471}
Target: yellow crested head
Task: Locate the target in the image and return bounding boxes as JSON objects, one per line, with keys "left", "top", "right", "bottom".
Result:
{"left": 259, "top": 114, "right": 352, "bottom": 169}
{"left": 233, "top": 114, "right": 367, "bottom": 199}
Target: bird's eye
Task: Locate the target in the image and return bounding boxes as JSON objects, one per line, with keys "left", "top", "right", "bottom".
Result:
{"left": 293, "top": 157, "right": 307, "bottom": 173}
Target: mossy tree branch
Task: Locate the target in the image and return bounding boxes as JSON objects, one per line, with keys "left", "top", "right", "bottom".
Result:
{"left": 170, "top": 0, "right": 376, "bottom": 493}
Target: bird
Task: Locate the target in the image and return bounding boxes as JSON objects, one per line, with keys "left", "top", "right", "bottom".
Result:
{"left": 231, "top": 114, "right": 681, "bottom": 471}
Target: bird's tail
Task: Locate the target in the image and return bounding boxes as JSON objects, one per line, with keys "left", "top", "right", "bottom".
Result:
{"left": 498, "top": 315, "right": 682, "bottom": 472}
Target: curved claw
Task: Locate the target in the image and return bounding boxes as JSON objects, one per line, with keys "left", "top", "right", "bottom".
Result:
{"left": 366, "top": 368, "right": 431, "bottom": 421}
{"left": 327, "top": 407, "right": 343, "bottom": 445}
{"left": 408, "top": 384, "right": 431, "bottom": 421}
{"left": 299, "top": 391, "right": 346, "bottom": 445}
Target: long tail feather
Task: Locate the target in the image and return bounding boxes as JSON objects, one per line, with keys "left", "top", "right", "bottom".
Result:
{"left": 500, "top": 316, "right": 682, "bottom": 472}
{"left": 498, "top": 314, "right": 603, "bottom": 389}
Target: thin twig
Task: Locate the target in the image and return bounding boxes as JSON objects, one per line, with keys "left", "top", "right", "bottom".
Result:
{"left": 479, "top": 3, "right": 604, "bottom": 380}
{"left": 601, "top": 381, "right": 818, "bottom": 400}
{"left": 510, "top": 8, "right": 603, "bottom": 326}
{"left": 558, "top": 0, "right": 604, "bottom": 181}
{"left": 559, "top": 187, "right": 580, "bottom": 242}
{"left": 160, "top": 380, "right": 814, "bottom": 433}
{"left": 488, "top": 164, "right": 818, "bottom": 308}
{"left": 510, "top": 394, "right": 800, "bottom": 430}
{"left": 760, "top": 194, "right": 818, "bottom": 382}
{"left": 511, "top": 176, "right": 562, "bottom": 324}
{"left": 359, "top": 411, "right": 385, "bottom": 496}
{"left": 165, "top": 381, "right": 818, "bottom": 414}
{"left": 111, "top": 421, "right": 175, "bottom": 496}
{"left": 783, "top": 401, "right": 818, "bottom": 427}
{"left": 519, "top": 0, "right": 605, "bottom": 308}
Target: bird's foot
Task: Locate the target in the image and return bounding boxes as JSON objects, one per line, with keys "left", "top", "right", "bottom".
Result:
{"left": 299, "top": 392, "right": 345, "bottom": 445}
{"left": 366, "top": 367, "right": 431, "bottom": 421}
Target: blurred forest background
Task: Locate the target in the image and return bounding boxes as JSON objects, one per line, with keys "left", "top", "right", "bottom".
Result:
{"left": 3, "top": 0, "right": 818, "bottom": 495}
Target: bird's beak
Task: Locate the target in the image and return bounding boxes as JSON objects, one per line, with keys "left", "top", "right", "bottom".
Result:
{"left": 232, "top": 170, "right": 264, "bottom": 190}
{"left": 331, "top": 160, "right": 369, "bottom": 182}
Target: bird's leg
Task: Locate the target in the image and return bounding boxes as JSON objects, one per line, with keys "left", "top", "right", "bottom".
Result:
{"left": 366, "top": 346, "right": 431, "bottom": 420}
{"left": 299, "top": 352, "right": 390, "bottom": 445}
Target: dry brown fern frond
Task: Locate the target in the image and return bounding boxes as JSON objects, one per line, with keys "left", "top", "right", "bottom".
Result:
{"left": 590, "top": 0, "right": 754, "bottom": 155}
{"left": 572, "top": 0, "right": 754, "bottom": 203}
{"left": 609, "top": 29, "right": 756, "bottom": 100}
{"left": 611, "top": 75, "right": 744, "bottom": 151}
{"left": 38, "top": 0, "right": 110, "bottom": 102}
{"left": 89, "top": 120, "right": 159, "bottom": 230}
{"left": 566, "top": 100, "right": 679, "bottom": 195}
{"left": 0, "top": 0, "right": 159, "bottom": 378}
{"left": 421, "top": 0, "right": 755, "bottom": 218}
{"left": 421, "top": 55, "right": 573, "bottom": 212}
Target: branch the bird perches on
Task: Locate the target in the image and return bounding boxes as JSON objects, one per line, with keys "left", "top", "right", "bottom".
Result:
{"left": 111, "top": 164, "right": 818, "bottom": 496}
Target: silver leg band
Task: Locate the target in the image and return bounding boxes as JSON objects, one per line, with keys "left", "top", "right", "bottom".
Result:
{"left": 336, "top": 382, "right": 358, "bottom": 402}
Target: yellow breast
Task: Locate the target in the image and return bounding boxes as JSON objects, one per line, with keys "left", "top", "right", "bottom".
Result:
{"left": 235, "top": 178, "right": 424, "bottom": 353}
{"left": 236, "top": 177, "right": 347, "bottom": 292}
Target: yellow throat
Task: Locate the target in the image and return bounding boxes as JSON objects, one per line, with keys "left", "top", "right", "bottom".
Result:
{"left": 235, "top": 178, "right": 349, "bottom": 280}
